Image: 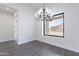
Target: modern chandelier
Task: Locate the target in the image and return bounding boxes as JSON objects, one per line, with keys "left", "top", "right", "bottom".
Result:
{"left": 35, "top": 4, "right": 53, "bottom": 21}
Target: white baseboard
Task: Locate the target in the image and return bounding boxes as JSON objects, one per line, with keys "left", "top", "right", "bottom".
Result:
{"left": 17, "top": 40, "right": 33, "bottom": 45}
{"left": 35, "top": 39, "right": 79, "bottom": 53}
{"left": 0, "top": 39, "right": 14, "bottom": 43}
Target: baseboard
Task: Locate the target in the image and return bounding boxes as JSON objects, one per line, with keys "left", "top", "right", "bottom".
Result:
{"left": 35, "top": 39, "right": 79, "bottom": 54}
{"left": 17, "top": 40, "right": 34, "bottom": 45}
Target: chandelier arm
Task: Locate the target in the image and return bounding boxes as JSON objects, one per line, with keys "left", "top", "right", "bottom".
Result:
{"left": 35, "top": 3, "right": 53, "bottom": 22}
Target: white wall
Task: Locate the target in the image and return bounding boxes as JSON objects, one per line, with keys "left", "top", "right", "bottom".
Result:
{"left": 0, "top": 11, "right": 14, "bottom": 42}
{"left": 33, "top": 3, "right": 79, "bottom": 53}
{"left": 4, "top": 3, "right": 35, "bottom": 45}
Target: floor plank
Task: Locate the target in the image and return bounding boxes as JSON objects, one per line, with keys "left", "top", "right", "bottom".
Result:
{"left": 0, "top": 40, "right": 79, "bottom": 56}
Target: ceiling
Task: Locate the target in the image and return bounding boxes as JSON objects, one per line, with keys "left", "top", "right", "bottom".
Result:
{"left": 0, "top": 4, "right": 17, "bottom": 16}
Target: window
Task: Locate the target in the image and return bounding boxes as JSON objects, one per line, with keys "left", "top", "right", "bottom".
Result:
{"left": 43, "top": 13, "right": 64, "bottom": 38}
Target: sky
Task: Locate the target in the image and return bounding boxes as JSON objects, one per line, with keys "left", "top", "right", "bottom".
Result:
{"left": 49, "top": 18, "right": 63, "bottom": 29}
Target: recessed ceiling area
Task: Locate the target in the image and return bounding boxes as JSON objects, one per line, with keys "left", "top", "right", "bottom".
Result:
{"left": 0, "top": 4, "right": 17, "bottom": 16}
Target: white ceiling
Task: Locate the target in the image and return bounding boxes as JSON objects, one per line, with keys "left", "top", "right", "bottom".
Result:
{"left": 0, "top": 4, "right": 17, "bottom": 15}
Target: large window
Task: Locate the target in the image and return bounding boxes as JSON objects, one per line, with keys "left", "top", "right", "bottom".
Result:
{"left": 44, "top": 13, "right": 64, "bottom": 38}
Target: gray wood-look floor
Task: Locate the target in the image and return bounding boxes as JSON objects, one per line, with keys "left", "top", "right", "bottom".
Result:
{"left": 0, "top": 40, "right": 79, "bottom": 56}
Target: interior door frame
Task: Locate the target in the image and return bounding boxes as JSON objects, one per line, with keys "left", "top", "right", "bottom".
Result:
{"left": 0, "top": 4, "right": 18, "bottom": 43}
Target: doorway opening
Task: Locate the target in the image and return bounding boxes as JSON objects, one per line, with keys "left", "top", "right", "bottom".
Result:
{"left": 0, "top": 4, "right": 18, "bottom": 43}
